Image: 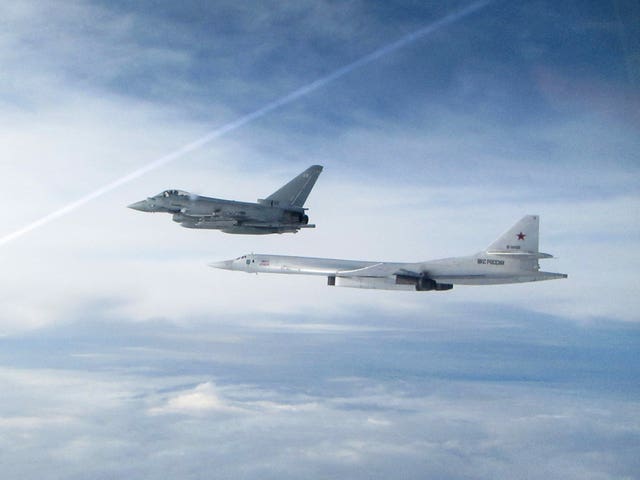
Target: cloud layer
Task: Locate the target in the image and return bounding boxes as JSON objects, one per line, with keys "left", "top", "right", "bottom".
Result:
{"left": 1, "top": 311, "right": 638, "bottom": 479}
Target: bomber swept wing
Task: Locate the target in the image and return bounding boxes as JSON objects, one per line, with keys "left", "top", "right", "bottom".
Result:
{"left": 337, "top": 263, "right": 408, "bottom": 277}
{"left": 211, "top": 215, "right": 567, "bottom": 291}
{"left": 128, "top": 165, "right": 323, "bottom": 235}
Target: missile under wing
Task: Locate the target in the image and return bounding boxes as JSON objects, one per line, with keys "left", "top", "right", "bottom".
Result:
{"left": 211, "top": 215, "right": 567, "bottom": 290}
{"left": 128, "top": 165, "right": 323, "bottom": 234}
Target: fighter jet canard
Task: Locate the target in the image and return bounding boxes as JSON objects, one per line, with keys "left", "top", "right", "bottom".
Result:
{"left": 211, "top": 215, "right": 567, "bottom": 291}
{"left": 128, "top": 165, "right": 323, "bottom": 234}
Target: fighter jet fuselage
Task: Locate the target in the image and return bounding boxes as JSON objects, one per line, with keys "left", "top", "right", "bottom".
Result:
{"left": 128, "top": 165, "right": 323, "bottom": 234}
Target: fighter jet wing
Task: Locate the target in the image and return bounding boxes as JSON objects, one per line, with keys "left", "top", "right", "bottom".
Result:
{"left": 241, "top": 223, "right": 316, "bottom": 229}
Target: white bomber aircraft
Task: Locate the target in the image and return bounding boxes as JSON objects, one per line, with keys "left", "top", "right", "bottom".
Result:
{"left": 210, "top": 215, "right": 567, "bottom": 291}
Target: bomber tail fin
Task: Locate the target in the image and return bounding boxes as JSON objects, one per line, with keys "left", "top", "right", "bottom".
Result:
{"left": 485, "top": 215, "right": 551, "bottom": 258}
{"left": 262, "top": 165, "right": 323, "bottom": 208}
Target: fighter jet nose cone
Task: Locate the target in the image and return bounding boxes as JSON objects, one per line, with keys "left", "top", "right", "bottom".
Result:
{"left": 128, "top": 200, "right": 152, "bottom": 212}
{"left": 209, "top": 260, "right": 234, "bottom": 270}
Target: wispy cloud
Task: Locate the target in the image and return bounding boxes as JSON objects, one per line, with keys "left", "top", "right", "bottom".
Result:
{"left": 0, "top": 0, "right": 493, "bottom": 249}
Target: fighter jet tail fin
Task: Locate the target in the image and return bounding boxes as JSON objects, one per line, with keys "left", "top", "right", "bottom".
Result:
{"left": 485, "top": 215, "right": 541, "bottom": 255}
{"left": 262, "top": 165, "right": 323, "bottom": 208}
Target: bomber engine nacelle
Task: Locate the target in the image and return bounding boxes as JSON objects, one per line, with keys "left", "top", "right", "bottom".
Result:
{"left": 416, "top": 278, "right": 453, "bottom": 291}
{"left": 326, "top": 275, "right": 453, "bottom": 291}
{"left": 417, "top": 277, "right": 436, "bottom": 291}
{"left": 397, "top": 275, "right": 453, "bottom": 291}
{"left": 328, "top": 276, "right": 413, "bottom": 291}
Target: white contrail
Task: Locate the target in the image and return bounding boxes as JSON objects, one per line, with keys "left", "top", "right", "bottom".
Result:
{"left": 0, "top": 0, "right": 492, "bottom": 248}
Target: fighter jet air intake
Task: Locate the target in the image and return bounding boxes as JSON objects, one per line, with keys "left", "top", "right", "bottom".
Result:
{"left": 128, "top": 165, "right": 323, "bottom": 234}
{"left": 211, "top": 215, "right": 567, "bottom": 290}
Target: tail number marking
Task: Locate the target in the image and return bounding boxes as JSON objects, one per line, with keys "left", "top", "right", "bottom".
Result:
{"left": 477, "top": 258, "right": 505, "bottom": 266}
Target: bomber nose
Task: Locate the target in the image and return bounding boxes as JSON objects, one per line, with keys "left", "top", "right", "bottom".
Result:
{"left": 128, "top": 200, "right": 153, "bottom": 212}
{"left": 209, "top": 260, "right": 234, "bottom": 270}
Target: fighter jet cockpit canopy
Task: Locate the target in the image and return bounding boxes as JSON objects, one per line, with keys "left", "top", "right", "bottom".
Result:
{"left": 158, "top": 189, "right": 191, "bottom": 199}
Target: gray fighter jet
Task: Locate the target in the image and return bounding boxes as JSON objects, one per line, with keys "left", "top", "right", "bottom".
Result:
{"left": 211, "top": 215, "right": 567, "bottom": 290}
{"left": 128, "top": 165, "right": 323, "bottom": 234}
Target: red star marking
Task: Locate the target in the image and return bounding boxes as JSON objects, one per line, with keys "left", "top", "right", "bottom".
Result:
{"left": 517, "top": 232, "right": 526, "bottom": 240}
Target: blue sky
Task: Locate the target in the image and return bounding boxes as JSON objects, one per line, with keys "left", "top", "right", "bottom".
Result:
{"left": 1, "top": 0, "right": 639, "bottom": 478}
